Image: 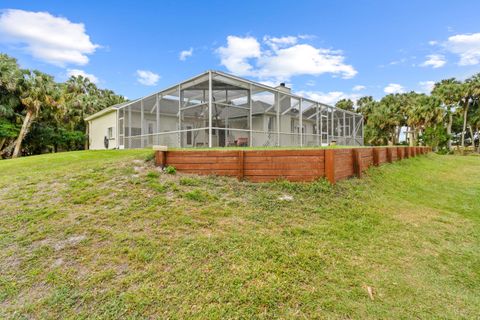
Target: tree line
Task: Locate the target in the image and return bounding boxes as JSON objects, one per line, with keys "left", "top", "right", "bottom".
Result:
{"left": 1, "top": 51, "right": 480, "bottom": 158}
{"left": 335, "top": 75, "right": 480, "bottom": 152}
{"left": 0, "top": 54, "right": 125, "bottom": 158}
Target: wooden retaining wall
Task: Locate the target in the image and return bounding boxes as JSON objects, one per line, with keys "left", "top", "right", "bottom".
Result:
{"left": 155, "top": 146, "right": 432, "bottom": 184}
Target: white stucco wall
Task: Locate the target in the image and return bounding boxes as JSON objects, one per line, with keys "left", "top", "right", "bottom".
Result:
{"left": 88, "top": 110, "right": 118, "bottom": 150}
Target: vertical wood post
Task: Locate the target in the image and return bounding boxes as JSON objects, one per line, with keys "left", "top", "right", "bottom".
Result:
{"left": 155, "top": 151, "right": 167, "bottom": 168}
{"left": 238, "top": 150, "right": 244, "bottom": 181}
{"left": 404, "top": 147, "right": 409, "bottom": 158}
{"left": 373, "top": 148, "right": 380, "bottom": 166}
{"left": 352, "top": 148, "right": 362, "bottom": 178}
{"left": 386, "top": 148, "right": 393, "bottom": 163}
{"left": 396, "top": 147, "right": 402, "bottom": 160}
{"left": 325, "top": 149, "right": 336, "bottom": 184}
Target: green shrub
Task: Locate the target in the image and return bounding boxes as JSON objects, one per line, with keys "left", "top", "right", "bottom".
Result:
{"left": 144, "top": 152, "right": 155, "bottom": 162}
{"left": 436, "top": 148, "right": 450, "bottom": 155}
{"left": 164, "top": 166, "right": 176, "bottom": 175}
{"left": 179, "top": 177, "right": 201, "bottom": 186}
{"left": 146, "top": 171, "right": 160, "bottom": 179}
{"left": 148, "top": 182, "right": 166, "bottom": 193}
{"left": 183, "top": 189, "right": 217, "bottom": 202}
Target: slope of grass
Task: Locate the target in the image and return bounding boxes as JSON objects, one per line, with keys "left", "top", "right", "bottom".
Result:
{"left": 0, "top": 150, "right": 479, "bottom": 319}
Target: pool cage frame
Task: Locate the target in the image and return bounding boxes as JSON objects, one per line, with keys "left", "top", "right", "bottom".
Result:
{"left": 118, "top": 70, "right": 363, "bottom": 149}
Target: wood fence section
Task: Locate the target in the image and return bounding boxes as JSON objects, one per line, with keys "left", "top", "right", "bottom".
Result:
{"left": 333, "top": 149, "right": 355, "bottom": 181}
{"left": 155, "top": 146, "right": 432, "bottom": 184}
{"left": 377, "top": 148, "right": 387, "bottom": 165}
{"left": 165, "top": 150, "right": 240, "bottom": 177}
{"left": 357, "top": 148, "right": 374, "bottom": 177}
{"left": 244, "top": 150, "right": 325, "bottom": 182}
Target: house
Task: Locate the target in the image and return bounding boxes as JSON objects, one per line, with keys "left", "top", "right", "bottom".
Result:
{"left": 85, "top": 70, "right": 364, "bottom": 149}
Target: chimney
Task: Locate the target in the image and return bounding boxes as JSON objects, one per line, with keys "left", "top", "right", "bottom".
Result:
{"left": 275, "top": 83, "right": 292, "bottom": 113}
{"left": 275, "top": 82, "right": 291, "bottom": 94}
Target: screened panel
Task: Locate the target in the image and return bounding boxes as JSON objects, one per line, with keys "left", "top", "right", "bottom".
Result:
{"left": 114, "top": 71, "right": 363, "bottom": 149}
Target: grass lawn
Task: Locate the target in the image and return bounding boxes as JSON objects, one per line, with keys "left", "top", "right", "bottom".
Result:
{"left": 0, "top": 150, "right": 479, "bottom": 319}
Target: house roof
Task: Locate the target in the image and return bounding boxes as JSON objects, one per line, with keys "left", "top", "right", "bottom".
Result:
{"left": 84, "top": 100, "right": 138, "bottom": 121}
{"left": 84, "top": 70, "right": 362, "bottom": 122}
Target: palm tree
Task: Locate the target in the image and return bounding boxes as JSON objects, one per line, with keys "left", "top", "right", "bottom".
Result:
{"left": 0, "top": 54, "right": 22, "bottom": 154}
{"left": 466, "top": 74, "right": 480, "bottom": 148}
{"left": 335, "top": 99, "right": 354, "bottom": 112}
{"left": 356, "top": 96, "right": 375, "bottom": 121}
{"left": 431, "top": 79, "right": 462, "bottom": 150}
{"left": 403, "top": 92, "right": 441, "bottom": 146}
{"left": 11, "top": 70, "right": 59, "bottom": 158}
{"left": 458, "top": 75, "right": 480, "bottom": 147}
{"left": 63, "top": 75, "right": 125, "bottom": 149}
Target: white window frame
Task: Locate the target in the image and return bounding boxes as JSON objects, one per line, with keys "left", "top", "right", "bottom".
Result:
{"left": 107, "top": 127, "right": 114, "bottom": 139}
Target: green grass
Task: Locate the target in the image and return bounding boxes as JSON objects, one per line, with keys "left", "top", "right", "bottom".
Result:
{"left": 0, "top": 150, "right": 479, "bottom": 319}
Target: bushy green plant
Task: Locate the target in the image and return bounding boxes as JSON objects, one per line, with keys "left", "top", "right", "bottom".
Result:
{"left": 146, "top": 171, "right": 160, "bottom": 179}
{"left": 421, "top": 126, "right": 450, "bottom": 151}
{"left": 179, "top": 177, "right": 201, "bottom": 186}
{"left": 183, "top": 189, "right": 217, "bottom": 202}
{"left": 436, "top": 148, "right": 450, "bottom": 155}
{"left": 144, "top": 152, "right": 155, "bottom": 162}
{"left": 164, "top": 165, "right": 176, "bottom": 175}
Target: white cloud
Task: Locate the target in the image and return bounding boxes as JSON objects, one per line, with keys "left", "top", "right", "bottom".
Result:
{"left": 217, "top": 36, "right": 261, "bottom": 76}
{"left": 298, "top": 34, "right": 315, "bottom": 40}
{"left": 67, "top": 69, "right": 98, "bottom": 84}
{"left": 0, "top": 9, "right": 98, "bottom": 66}
{"left": 428, "top": 40, "right": 438, "bottom": 46}
{"left": 217, "top": 35, "right": 357, "bottom": 81}
{"left": 258, "top": 44, "right": 357, "bottom": 80}
{"left": 297, "top": 90, "right": 361, "bottom": 106}
{"left": 352, "top": 85, "right": 365, "bottom": 91}
{"left": 179, "top": 48, "right": 193, "bottom": 61}
{"left": 418, "top": 81, "right": 435, "bottom": 94}
{"left": 421, "top": 54, "right": 446, "bottom": 68}
{"left": 384, "top": 83, "right": 405, "bottom": 94}
{"left": 136, "top": 70, "right": 160, "bottom": 86}
{"left": 263, "top": 35, "right": 298, "bottom": 50}
{"left": 389, "top": 58, "right": 407, "bottom": 65}
{"left": 445, "top": 33, "right": 480, "bottom": 65}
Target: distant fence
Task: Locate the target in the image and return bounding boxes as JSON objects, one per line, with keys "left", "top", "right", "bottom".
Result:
{"left": 155, "top": 146, "right": 432, "bottom": 184}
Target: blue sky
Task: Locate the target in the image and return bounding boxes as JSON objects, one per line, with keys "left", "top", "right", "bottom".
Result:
{"left": 0, "top": 0, "right": 479, "bottom": 105}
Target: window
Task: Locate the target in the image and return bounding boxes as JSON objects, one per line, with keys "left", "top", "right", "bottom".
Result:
{"left": 131, "top": 127, "right": 141, "bottom": 136}
{"left": 186, "top": 125, "right": 193, "bottom": 145}
{"left": 107, "top": 127, "right": 113, "bottom": 139}
{"left": 267, "top": 116, "right": 275, "bottom": 132}
{"left": 119, "top": 119, "right": 124, "bottom": 135}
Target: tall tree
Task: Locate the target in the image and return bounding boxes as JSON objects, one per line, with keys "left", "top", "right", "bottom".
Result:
{"left": 458, "top": 75, "right": 480, "bottom": 147}
{"left": 466, "top": 74, "right": 480, "bottom": 148}
{"left": 11, "top": 70, "right": 60, "bottom": 158}
{"left": 335, "top": 99, "right": 354, "bottom": 112}
{"left": 0, "top": 54, "right": 22, "bottom": 155}
{"left": 431, "top": 79, "right": 462, "bottom": 150}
